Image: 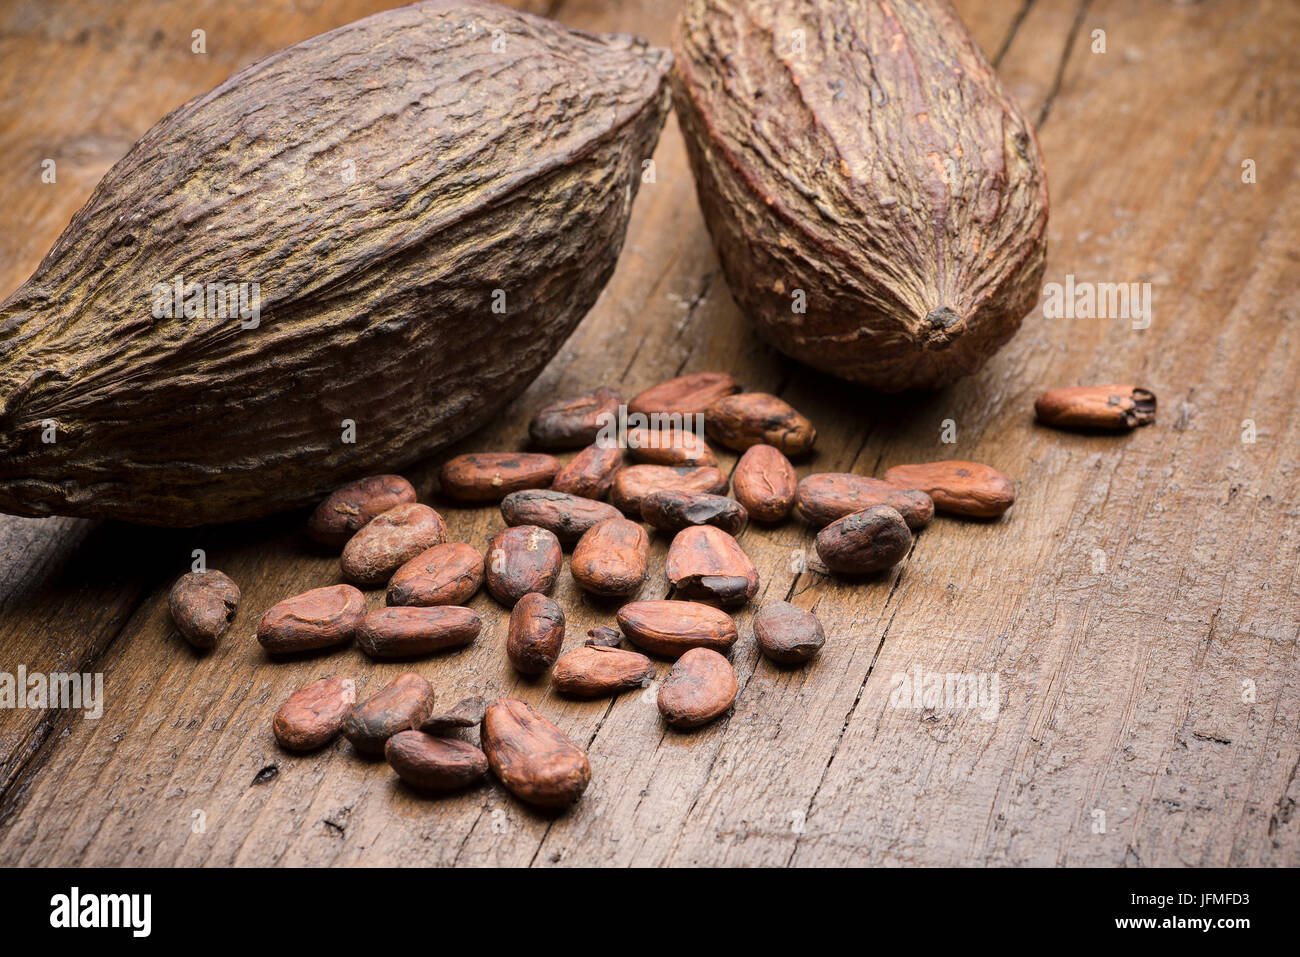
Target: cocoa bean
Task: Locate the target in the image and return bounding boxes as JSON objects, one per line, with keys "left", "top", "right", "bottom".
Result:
{"left": 585, "top": 626, "right": 623, "bottom": 648}
{"left": 616, "top": 600, "right": 737, "bottom": 658}
{"left": 506, "top": 592, "right": 565, "bottom": 675}
{"left": 386, "top": 542, "right": 484, "bottom": 607}
{"left": 485, "top": 526, "right": 564, "bottom": 607}
{"left": 500, "top": 489, "right": 621, "bottom": 546}
{"left": 1035, "top": 385, "right": 1157, "bottom": 430}
{"left": 307, "top": 475, "right": 416, "bottom": 547}
{"left": 440, "top": 453, "right": 561, "bottom": 503}
{"left": 640, "top": 489, "right": 748, "bottom": 536}
{"left": 342, "top": 672, "right": 436, "bottom": 756}
{"left": 481, "top": 698, "right": 591, "bottom": 808}
{"left": 732, "top": 444, "right": 797, "bottom": 522}
{"left": 168, "top": 570, "right": 240, "bottom": 649}
{"left": 704, "top": 393, "right": 816, "bottom": 455}
{"left": 657, "top": 647, "right": 737, "bottom": 729}
{"left": 610, "top": 464, "right": 729, "bottom": 515}
{"left": 883, "top": 461, "right": 1015, "bottom": 518}
{"left": 627, "top": 371, "right": 740, "bottom": 418}
{"left": 420, "top": 696, "right": 488, "bottom": 735}
{"left": 627, "top": 427, "right": 717, "bottom": 467}
{"left": 386, "top": 731, "right": 488, "bottom": 793}
{"left": 752, "top": 601, "right": 825, "bottom": 665}
{"left": 257, "top": 584, "right": 365, "bottom": 654}
{"left": 552, "top": 646, "right": 655, "bottom": 698}
{"left": 272, "top": 675, "right": 357, "bottom": 752}
{"left": 529, "top": 387, "right": 623, "bottom": 448}
{"left": 341, "top": 503, "right": 447, "bottom": 587}
{"left": 356, "top": 606, "right": 481, "bottom": 659}
{"left": 570, "top": 518, "right": 650, "bottom": 597}
{"left": 815, "top": 505, "right": 912, "bottom": 574}
{"left": 551, "top": 443, "right": 623, "bottom": 499}
{"left": 666, "top": 525, "right": 759, "bottom": 606}
{"left": 795, "top": 473, "right": 934, "bottom": 530}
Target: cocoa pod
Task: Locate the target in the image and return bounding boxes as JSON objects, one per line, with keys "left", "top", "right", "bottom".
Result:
{"left": 883, "top": 461, "right": 1015, "bottom": 518}
{"left": 628, "top": 371, "right": 740, "bottom": 418}
{"left": 386, "top": 542, "right": 484, "bottom": 607}
{"left": 356, "top": 605, "right": 481, "bottom": 659}
{"left": 340, "top": 503, "right": 447, "bottom": 587}
{"left": 610, "top": 465, "right": 729, "bottom": 515}
{"left": 342, "top": 672, "right": 436, "bottom": 757}
{"left": 440, "top": 453, "right": 561, "bottom": 504}
{"left": 570, "top": 518, "right": 650, "bottom": 597}
{"left": 640, "top": 489, "right": 748, "bottom": 536}
{"left": 168, "top": 570, "right": 240, "bottom": 649}
{"left": 481, "top": 698, "right": 591, "bottom": 808}
{"left": 704, "top": 393, "right": 816, "bottom": 455}
{"left": 752, "top": 601, "right": 824, "bottom": 665}
{"left": 815, "top": 506, "right": 912, "bottom": 575}
{"left": 0, "top": 4, "right": 672, "bottom": 526}
{"left": 506, "top": 592, "right": 566, "bottom": 675}
{"left": 386, "top": 731, "right": 489, "bottom": 793}
{"left": 272, "top": 675, "right": 357, "bottom": 752}
{"left": 257, "top": 584, "right": 365, "bottom": 654}
{"left": 666, "top": 525, "right": 759, "bottom": 606}
{"left": 1035, "top": 385, "right": 1157, "bottom": 430}
{"left": 795, "top": 473, "right": 935, "bottom": 530}
{"left": 732, "top": 444, "right": 797, "bottom": 522}
{"left": 484, "top": 526, "right": 563, "bottom": 606}
{"left": 529, "top": 387, "right": 622, "bottom": 449}
{"left": 672, "top": 0, "right": 1048, "bottom": 392}
{"left": 585, "top": 626, "right": 624, "bottom": 648}
{"left": 500, "top": 489, "right": 621, "bottom": 546}
{"left": 420, "top": 696, "right": 488, "bottom": 735}
{"left": 617, "top": 600, "right": 737, "bottom": 658}
{"left": 551, "top": 443, "right": 623, "bottom": 500}
{"left": 657, "top": 647, "right": 737, "bottom": 729}
{"left": 552, "top": 646, "right": 655, "bottom": 698}
{"left": 307, "top": 475, "right": 417, "bottom": 547}
{"left": 627, "top": 427, "right": 717, "bottom": 467}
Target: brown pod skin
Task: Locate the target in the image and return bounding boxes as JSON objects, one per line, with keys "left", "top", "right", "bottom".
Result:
{"left": 796, "top": 473, "right": 934, "bottom": 530}
{"left": 386, "top": 542, "right": 484, "bottom": 607}
{"left": 385, "top": 731, "right": 489, "bottom": 793}
{"left": 420, "top": 696, "right": 488, "bottom": 734}
{"left": 341, "top": 503, "right": 447, "bottom": 587}
{"left": 617, "top": 600, "right": 737, "bottom": 658}
{"left": 485, "top": 526, "right": 564, "bottom": 607}
{"left": 640, "top": 489, "right": 748, "bottom": 536}
{"left": 704, "top": 393, "right": 816, "bottom": 456}
{"left": 1035, "top": 385, "right": 1157, "bottom": 430}
{"left": 666, "top": 525, "right": 759, "bottom": 606}
{"left": 628, "top": 371, "right": 741, "bottom": 418}
{"left": 570, "top": 518, "right": 650, "bottom": 597}
{"left": 585, "top": 626, "right": 624, "bottom": 648}
{"left": 752, "top": 601, "right": 825, "bottom": 665}
{"left": 506, "top": 592, "right": 566, "bottom": 675}
{"left": 732, "top": 444, "right": 797, "bottom": 522}
{"left": 272, "top": 675, "right": 357, "bottom": 752}
{"left": 611, "top": 465, "right": 729, "bottom": 515}
{"left": 440, "top": 453, "right": 561, "bottom": 503}
{"left": 529, "top": 387, "right": 623, "bottom": 449}
{"left": 356, "top": 606, "right": 481, "bottom": 659}
{"left": 307, "top": 475, "right": 417, "bottom": 547}
{"left": 627, "top": 427, "right": 717, "bottom": 467}
{"left": 481, "top": 698, "right": 591, "bottom": 808}
{"left": 657, "top": 648, "right": 737, "bottom": 730}
{"left": 883, "top": 461, "right": 1015, "bottom": 518}
{"left": 168, "top": 570, "right": 240, "bottom": 649}
{"left": 500, "top": 489, "right": 622, "bottom": 547}
{"left": 343, "top": 672, "right": 436, "bottom": 757}
{"left": 815, "top": 506, "right": 913, "bottom": 575}
{"left": 551, "top": 443, "right": 624, "bottom": 500}
{"left": 257, "top": 584, "right": 365, "bottom": 654}
{"left": 552, "top": 646, "right": 655, "bottom": 698}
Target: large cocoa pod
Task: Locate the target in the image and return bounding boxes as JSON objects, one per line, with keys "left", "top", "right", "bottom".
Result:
{"left": 0, "top": 1, "right": 672, "bottom": 525}
{"left": 672, "top": 0, "right": 1048, "bottom": 391}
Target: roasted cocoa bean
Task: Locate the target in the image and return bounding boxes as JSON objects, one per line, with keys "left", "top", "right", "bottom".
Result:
{"left": 657, "top": 647, "right": 737, "bottom": 729}
{"left": 485, "top": 525, "right": 563, "bottom": 607}
{"left": 272, "top": 675, "right": 357, "bottom": 752}
{"left": 704, "top": 393, "right": 816, "bottom": 455}
{"left": 732, "top": 444, "right": 797, "bottom": 522}
{"left": 552, "top": 646, "right": 655, "bottom": 698}
{"left": 307, "top": 475, "right": 417, "bottom": 547}
{"left": 585, "top": 625, "right": 624, "bottom": 647}
{"left": 528, "top": 387, "right": 623, "bottom": 448}
{"left": 610, "top": 464, "right": 729, "bottom": 515}
{"left": 257, "top": 584, "right": 366, "bottom": 654}
{"left": 1035, "top": 384, "right": 1157, "bottom": 430}
{"left": 481, "top": 698, "right": 591, "bottom": 808}
{"left": 551, "top": 445, "right": 623, "bottom": 502}
{"left": 356, "top": 606, "right": 481, "bottom": 659}
{"left": 616, "top": 600, "right": 737, "bottom": 658}
{"left": 341, "top": 502, "right": 447, "bottom": 586}
{"left": 386, "top": 731, "right": 488, "bottom": 793}
{"left": 666, "top": 525, "right": 759, "bottom": 606}
{"left": 168, "top": 570, "right": 240, "bottom": 649}
{"left": 883, "top": 461, "right": 1015, "bottom": 518}
{"left": 420, "top": 696, "right": 488, "bottom": 734}
{"left": 342, "top": 672, "right": 436, "bottom": 756}
{"left": 627, "top": 371, "right": 740, "bottom": 418}
{"left": 440, "top": 453, "right": 561, "bottom": 503}
{"left": 570, "top": 518, "right": 650, "bottom": 597}
{"left": 752, "top": 601, "right": 825, "bottom": 665}
{"left": 627, "top": 427, "right": 717, "bottom": 467}
{"left": 795, "top": 473, "right": 935, "bottom": 529}
{"left": 500, "top": 489, "right": 621, "bottom": 546}
{"left": 506, "top": 592, "right": 566, "bottom": 675}
{"left": 640, "top": 489, "right": 748, "bottom": 536}
{"left": 815, "top": 505, "right": 912, "bottom": 574}
{"left": 386, "top": 542, "right": 484, "bottom": 607}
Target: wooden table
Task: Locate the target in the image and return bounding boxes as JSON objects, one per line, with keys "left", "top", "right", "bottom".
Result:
{"left": 1, "top": 0, "right": 1296, "bottom": 867}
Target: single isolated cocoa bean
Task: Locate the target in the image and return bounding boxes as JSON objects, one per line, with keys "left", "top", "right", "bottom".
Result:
{"left": 752, "top": 601, "right": 825, "bottom": 665}
{"left": 272, "top": 675, "right": 357, "bottom": 752}
{"left": 617, "top": 600, "right": 737, "bottom": 658}
{"left": 1035, "top": 385, "right": 1157, "bottom": 430}
{"left": 440, "top": 453, "right": 561, "bottom": 503}
{"left": 585, "top": 625, "right": 624, "bottom": 648}
{"left": 484, "top": 525, "right": 563, "bottom": 607}
{"left": 356, "top": 606, "right": 481, "bottom": 659}
{"left": 732, "top": 444, "right": 797, "bottom": 522}
{"left": 342, "top": 672, "right": 436, "bottom": 756}
{"left": 257, "top": 584, "right": 366, "bottom": 654}
{"left": 570, "top": 517, "right": 650, "bottom": 597}
{"left": 481, "top": 698, "right": 591, "bottom": 808}
{"left": 657, "top": 647, "right": 737, "bottom": 729}
{"left": 307, "top": 475, "right": 416, "bottom": 547}
{"left": 341, "top": 502, "right": 447, "bottom": 587}
{"left": 883, "top": 461, "right": 1015, "bottom": 518}
{"left": 529, "top": 387, "right": 623, "bottom": 449}
{"left": 640, "top": 489, "right": 748, "bottom": 536}
{"left": 627, "top": 371, "right": 740, "bottom": 418}
{"left": 704, "top": 393, "right": 816, "bottom": 455}
{"left": 386, "top": 542, "right": 484, "bottom": 607}
{"left": 795, "top": 473, "right": 934, "bottom": 530}
{"left": 815, "top": 505, "right": 912, "bottom": 575}
{"left": 551, "top": 443, "right": 623, "bottom": 499}
{"left": 627, "top": 427, "right": 717, "bottom": 467}
{"left": 611, "top": 464, "right": 729, "bottom": 515}
{"left": 168, "top": 570, "right": 240, "bottom": 649}
{"left": 500, "top": 489, "right": 621, "bottom": 546}
{"left": 552, "top": 646, "right": 655, "bottom": 698}
{"left": 420, "top": 696, "right": 488, "bottom": 735}
{"left": 506, "top": 592, "right": 566, "bottom": 675}
{"left": 666, "top": 525, "right": 759, "bottom": 606}
{"left": 386, "top": 731, "right": 488, "bottom": 793}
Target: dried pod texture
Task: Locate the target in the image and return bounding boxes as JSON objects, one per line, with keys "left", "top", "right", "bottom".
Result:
{"left": 640, "top": 489, "right": 748, "bottom": 536}
{"left": 628, "top": 371, "right": 740, "bottom": 418}
{"left": 343, "top": 672, "right": 436, "bottom": 756}
{"left": 485, "top": 526, "right": 563, "bottom": 607}
{"left": 752, "top": 601, "right": 825, "bottom": 665}
{"left": 552, "top": 646, "right": 655, "bottom": 698}
{"left": 420, "top": 695, "right": 488, "bottom": 734}
{"left": 506, "top": 592, "right": 566, "bottom": 675}
{"left": 386, "top": 731, "right": 488, "bottom": 793}
{"left": 168, "top": 570, "right": 240, "bottom": 649}
{"left": 340, "top": 503, "right": 447, "bottom": 587}
{"left": 704, "top": 393, "right": 816, "bottom": 455}
{"left": 666, "top": 525, "right": 759, "bottom": 606}
{"left": 611, "top": 465, "right": 729, "bottom": 515}
{"left": 815, "top": 506, "right": 913, "bottom": 575}
{"left": 627, "top": 427, "right": 717, "bottom": 467}
{"left": 883, "top": 461, "right": 1015, "bottom": 518}
{"left": 529, "top": 387, "right": 623, "bottom": 449}
{"left": 356, "top": 605, "right": 481, "bottom": 659}
{"left": 440, "top": 453, "right": 561, "bottom": 503}
{"left": 617, "top": 600, "right": 737, "bottom": 658}
{"left": 585, "top": 626, "right": 624, "bottom": 648}
{"left": 570, "top": 518, "right": 650, "bottom": 597}
{"left": 482, "top": 698, "right": 591, "bottom": 808}
{"left": 1035, "top": 385, "right": 1157, "bottom": 430}
{"left": 672, "top": 0, "right": 1049, "bottom": 391}
{"left": 257, "top": 584, "right": 366, "bottom": 654}
{"left": 500, "top": 489, "right": 622, "bottom": 546}
{"left": 386, "top": 542, "right": 484, "bottom": 607}
{"left": 551, "top": 443, "right": 624, "bottom": 499}
{"left": 307, "top": 475, "right": 417, "bottom": 547}
{"left": 732, "top": 444, "right": 797, "bottom": 522}
{"left": 272, "top": 675, "right": 357, "bottom": 752}
{"left": 657, "top": 647, "right": 737, "bottom": 729}
{"left": 0, "top": 3, "right": 673, "bottom": 526}
{"left": 796, "top": 473, "right": 935, "bottom": 530}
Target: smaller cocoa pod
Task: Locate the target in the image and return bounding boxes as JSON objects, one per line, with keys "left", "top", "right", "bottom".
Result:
{"left": 529, "top": 387, "right": 623, "bottom": 448}
{"left": 617, "top": 599, "right": 737, "bottom": 658}
{"left": 485, "top": 525, "right": 563, "bottom": 607}
{"left": 815, "top": 506, "right": 912, "bottom": 575}
{"left": 753, "top": 601, "right": 825, "bottom": 666}
{"left": 386, "top": 542, "right": 484, "bottom": 607}
{"left": 732, "top": 444, "right": 797, "bottom": 522}
{"left": 506, "top": 592, "right": 566, "bottom": 675}
{"left": 341, "top": 503, "right": 447, "bottom": 587}
{"left": 704, "top": 393, "right": 816, "bottom": 455}
{"left": 611, "top": 464, "right": 729, "bottom": 515}
{"left": 272, "top": 675, "right": 357, "bottom": 752}
{"left": 306, "top": 475, "right": 417, "bottom": 547}
{"left": 666, "top": 525, "right": 759, "bottom": 606}
{"left": 420, "top": 696, "right": 487, "bottom": 734}
{"left": 570, "top": 517, "right": 650, "bottom": 597}
{"left": 627, "top": 427, "right": 717, "bottom": 467}
{"left": 628, "top": 371, "right": 740, "bottom": 418}
{"left": 552, "top": 646, "right": 655, "bottom": 698}
{"left": 168, "top": 570, "right": 240, "bottom": 649}
{"left": 585, "top": 625, "right": 623, "bottom": 647}
{"left": 657, "top": 647, "right": 737, "bottom": 730}
{"left": 356, "top": 606, "right": 481, "bottom": 659}
{"left": 795, "top": 474, "right": 934, "bottom": 529}
{"left": 883, "top": 461, "right": 1015, "bottom": 518}
{"left": 440, "top": 453, "right": 561, "bottom": 503}
{"left": 482, "top": 698, "right": 591, "bottom": 808}
{"left": 551, "top": 443, "right": 623, "bottom": 499}
{"left": 1035, "top": 385, "right": 1156, "bottom": 430}
{"left": 500, "top": 489, "right": 621, "bottom": 546}
{"left": 257, "top": 584, "right": 366, "bottom": 654}
{"left": 386, "top": 731, "right": 489, "bottom": 793}
{"left": 640, "top": 489, "right": 748, "bottom": 536}
{"left": 343, "top": 672, "right": 436, "bottom": 757}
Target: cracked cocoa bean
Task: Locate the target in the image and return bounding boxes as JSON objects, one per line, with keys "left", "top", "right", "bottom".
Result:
{"left": 440, "top": 452, "right": 561, "bottom": 503}
{"left": 341, "top": 502, "right": 447, "bottom": 586}
{"left": 883, "top": 460, "right": 1014, "bottom": 518}
{"left": 506, "top": 592, "right": 566, "bottom": 675}
{"left": 570, "top": 517, "right": 650, "bottom": 597}
{"left": 485, "top": 525, "right": 563, "bottom": 607}
{"left": 657, "top": 647, "right": 737, "bottom": 729}
{"left": 500, "top": 489, "right": 621, "bottom": 546}
{"left": 815, "top": 505, "right": 912, "bottom": 574}
{"left": 666, "top": 525, "right": 759, "bottom": 606}
{"left": 627, "top": 371, "right": 740, "bottom": 418}
{"left": 1035, "top": 384, "right": 1157, "bottom": 430}
{"left": 168, "top": 570, "right": 240, "bottom": 649}
{"left": 552, "top": 646, "right": 655, "bottom": 698}
{"left": 386, "top": 731, "right": 488, "bottom": 793}
{"left": 585, "top": 626, "right": 623, "bottom": 647}
{"left": 343, "top": 672, "right": 436, "bottom": 756}
{"left": 704, "top": 392, "right": 816, "bottom": 455}
{"left": 356, "top": 605, "right": 481, "bottom": 659}
{"left": 529, "top": 387, "right": 623, "bottom": 448}
{"left": 482, "top": 697, "right": 591, "bottom": 808}
{"left": 796, "top": 473, "right": 934, "bottom": 529}
{"left": 732, "top": 443, "right": 797, "bottom": 522}
{"left": 386, "top": 542, "right": 484, "bottom": 607}
{"left": 616, "top": 599, "right": 737, "bottom": 658}
{"left": 640, "top": 489, "right": 748, "bottom": 536}
{"left": 752, "top": 601, "right": 825, "bottom": 665}
{"left": 420, "top": 696, "right": 487, "bottom": 734}
{"left": 551, "top": 443, "right": 624, "bottom": 500}
{"left": 257, "top": 584, "right": 366, "bottom": 654}
{"left": 611, "top": 464, "right": 729, "bottom": 515}
{"left": 307, "top": 475, "right": 417, "bottom": 547}
{"left": 272, "top": 675, "right": 357, "bottom": 752}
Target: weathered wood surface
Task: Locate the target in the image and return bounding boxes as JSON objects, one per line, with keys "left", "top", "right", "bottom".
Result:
{"left": 0, "top": 0, "right": 1296, "bottom": 867}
